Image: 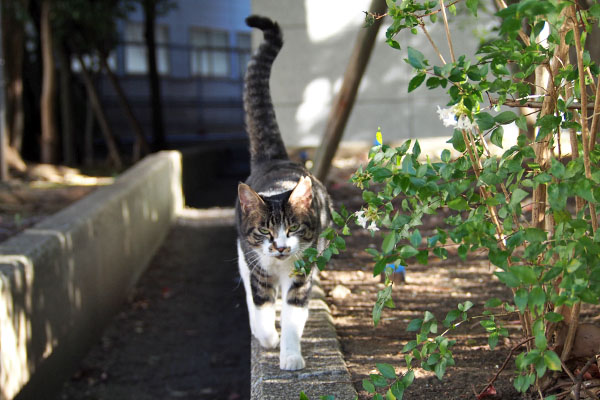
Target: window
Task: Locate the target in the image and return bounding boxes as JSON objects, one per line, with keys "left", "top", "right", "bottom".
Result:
{"left": 237, "top": 33, "right": 251, "bottom": 76}
{"left": 190, "top": 29, "right": 230, "bottom": 77}
{"left": 124, "top": 23, "right": 170, "bottom": 75}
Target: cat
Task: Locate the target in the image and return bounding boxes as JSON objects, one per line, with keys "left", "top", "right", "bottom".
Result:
{"left": 235, "top": 15, "right": 332, "bottom": 371}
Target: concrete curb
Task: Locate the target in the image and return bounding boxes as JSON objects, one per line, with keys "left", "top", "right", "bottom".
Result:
{"left": 251, "top": 283, "right": 358, "bottom": 400}
{"left": 0, "top": 151, "right": 183, "bottom": 400}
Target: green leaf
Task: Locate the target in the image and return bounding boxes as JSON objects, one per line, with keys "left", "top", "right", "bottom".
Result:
{"left": 400, "top": 245, "right": 419, "bottom": 258}
{"left": 363, "top": 378, "right": 376, "bottom": 394}
{"left": 370, "top": 374, "right": 389, "bottom": 387}
{"left": 488, "top": 332, "right": 499, "bottom": 350}
{"left": 514, "top": 289, "right": 528, "bottom": 313}
{"left": 485, "top": 298, "right": 502, "bottom": 308}
{"left": 373, "top": 286, "right": 394, "bottom": 326}
{"left": 574, "top": 178, "right": 596, "bottom": 203}
{"left": 524, "top": 228, "right": 547, "bottom": 243}
{"left": 410, "top": 230, "right": 422, "bottom": 248}
{"left": 544, "top": 312, "right": 563, "bottom": 323}
{"left": 549, "top": 157, "right": 565, "bottom": 178}
{"left": 510, "top": 265, "right": 538, "bottom": 285}
{"left": 407, "top": 318, "right": 423, "bottom": 332}
{"left": 543, "top": 350, "right": 562, "bottom": 371}
{"left": 536, "top": 115, "right": 561, "bottom": 140}
{"left": 402, "top": 340, "right": 417, "bottom": 353}
{"left": 466, "top": 0, "right": 478, "bottom": 15}
{"left": 382, "top": 231, "right": 397, "bottom": 254}
{"left": 528, "top": 286, "right": 546, "bottom": 311}
{"left": 434, "top": 358, "right": 447, "bottom": 380}
{"left": 401, "top": 370, "right": 415, "bottom": 387}
{"left": 408, "top": 73, "right": 426, "bottom": 92}
{"left": 475, "top": 112, "right": 496, "bottom": 130}
{"left": 448, "top": 129, "right": 466, "bottom": 152}
{"left": 377, "top": 363, "right": 397, "bottom": 379}
{"left": 300, "top": 391, "right": 310, "bottom": 400}
{"left": 448, "top": 197, "right": 468, "bottom": 211}
{"left": 406, "top": 47, "right": 427, "bottom": 69}
{"left": 491, "top": 126, "right": 504, "bottom": 148}
{"left": 441, "top": 149, "right": 451, "bottom": 163}
{"left": 331, "top": 210, "right": 345, "bottom": 226}
{"left": 509, "top": 188, "right": 528, "bottom": 208}
{"left": 391, "top": 381, "right": 405, "bottom": 399}
{"left": 387, "top": 38, "right": 401, "bottom": 50}
{"left": 494, "top": 111, "right": 518, "bottom": 124}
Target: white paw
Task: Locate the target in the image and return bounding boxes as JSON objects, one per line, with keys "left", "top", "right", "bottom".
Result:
{"left": 256, "top": 330, "right": 279, "bottom": 349}
{"left": 280, "top": 353, "right": 305, "bottom": 370}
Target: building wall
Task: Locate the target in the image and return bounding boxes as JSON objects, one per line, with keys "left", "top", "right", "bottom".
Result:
{"left": 99, "top": 0, "right": 253, "bottom": 144}
{"left": 251, "top": 0, "right": 490, "bottom": 148}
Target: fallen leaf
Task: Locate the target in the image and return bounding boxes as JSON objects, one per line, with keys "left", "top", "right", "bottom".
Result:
{"left": 477, "top": 384, "right": 497, "bottom": 399}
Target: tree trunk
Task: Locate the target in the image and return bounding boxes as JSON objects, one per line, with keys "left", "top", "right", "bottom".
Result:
{"left": 143, "top": 0, "right": 166, "bottom": 151}
{"left": 57, "top": 44, "right": 74, "bottom": 165}
{"left": 84, "top": 93, "right": 94, "bottom": 167}
{"left": 40, "top": 0, "right": 58, "bottom": 163}
{"left": 99, "top": 54, "right": 150, "bottom": 161}
{"left": 1, "top": 0, "right": 27, "bottom": 153}
{"left": 311, "top": 0, "right": 387, "bottom": 182}
{"left": 77, "top": 54, "right": 122, "bottom": 169}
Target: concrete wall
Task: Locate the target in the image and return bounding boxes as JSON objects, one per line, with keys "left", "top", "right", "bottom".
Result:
{"left": 0, "top": 151, "right": 183, "bottom": 400}
{"left": 251, "top": 0, "right": 491, "bottom": 147}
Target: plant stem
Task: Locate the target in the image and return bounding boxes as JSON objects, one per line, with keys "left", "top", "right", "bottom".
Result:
{"left": 419, "top": 23, "right": 446, "bottom": 64}
{"left": 439, "top": 0, "right": 455, "bottom": 63}
{"left": 571, "top": 4, "right": 598, "bottom": 233}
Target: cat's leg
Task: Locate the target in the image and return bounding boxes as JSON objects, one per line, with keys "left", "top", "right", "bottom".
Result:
{"left": 237, "top": 241, "right": 279, "bottom": 348}
{"left": 237, "top": 241, "right": 257, "bottom": 334}
{"left": 279, "top": 272, "right": 312, "bottom": 370}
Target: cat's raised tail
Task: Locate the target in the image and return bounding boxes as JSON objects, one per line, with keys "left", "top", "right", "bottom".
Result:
{"left": 244, "top": 15, "right": 288, "bottom": 167}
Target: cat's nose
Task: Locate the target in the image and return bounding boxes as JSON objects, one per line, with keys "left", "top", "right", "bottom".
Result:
{"left": 275, "top": 246, "right": 289, "bottom": 253}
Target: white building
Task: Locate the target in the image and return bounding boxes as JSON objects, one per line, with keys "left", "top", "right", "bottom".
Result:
{"left": 251, "top": 0, "right": 493, "bottom": 152}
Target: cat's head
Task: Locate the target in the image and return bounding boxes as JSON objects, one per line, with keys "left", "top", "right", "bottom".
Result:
{"left": 238, "top": 176, "right": 316, "bottom": 261}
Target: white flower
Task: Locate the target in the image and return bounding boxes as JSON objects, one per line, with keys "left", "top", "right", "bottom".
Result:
{"left": 456, "top": 115, "right": 478, "bottom": 131}
{"left": 354, "top": 211, "right": 368, "bottom": 228}
{"left": 367, "top": 221, "right": 379, "bottom": 233}
{"left": 437, "top": 106, "right": 457, "bottom": 127}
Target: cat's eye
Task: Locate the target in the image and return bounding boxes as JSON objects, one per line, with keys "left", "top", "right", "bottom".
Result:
{"left": 288, "top": 224, "right": 300, "bottom": 232}
{"left": 258, "top": 228, "right": 270, "bottom": 235}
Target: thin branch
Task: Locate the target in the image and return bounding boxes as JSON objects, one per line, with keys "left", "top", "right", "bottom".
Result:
{"left": 492, "top": 98, "right": 596, "bottom": 111}
{"left": 561, "top": 358, "right": 600, "bottom": 400}
{"left": 589, "top": 70, "right": 600, "bottom": 146}
{"left": 439, "top": 0, "right": 455, "bottom": 63}
{"left": 478, "top": 336, "right": 534, "bottom": 397}
{"left": 571, "top": 4, "right": 598, "bottom": 233}
{"left": 419, "top": 23, "right": 446, "bottom": 64}
{"left": 574, "top": 354, "right": 600, "bottom": 400}
{"left": 560, "top": 301, "right": 581, "bottom": 362}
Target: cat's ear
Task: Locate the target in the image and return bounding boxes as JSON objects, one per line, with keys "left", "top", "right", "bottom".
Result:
{"left": 289, "top": 176, "right": 313, "bottom": 212}
{"left": 238, "top": 183, "right": 265, "bottom": 215}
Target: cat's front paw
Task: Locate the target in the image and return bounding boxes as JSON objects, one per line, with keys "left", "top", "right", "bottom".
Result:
{"left": 280, "top": 353, "right": 305, "bottom": 370}
{"left": 255, "top": 330, "right": 279, "bottom": 349}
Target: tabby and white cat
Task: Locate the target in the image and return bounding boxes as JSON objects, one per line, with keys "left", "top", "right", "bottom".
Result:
{"left": 236, "top": 15, "right": 332, "bottom": 371}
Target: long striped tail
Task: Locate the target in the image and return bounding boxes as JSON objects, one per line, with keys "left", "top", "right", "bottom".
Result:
{"left": 244, "top": 15, "right": 288, "bottom": 166}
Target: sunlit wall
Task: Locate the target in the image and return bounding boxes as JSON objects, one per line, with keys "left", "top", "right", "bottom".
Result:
{"left": 251, "top": 0, "right": 494, "bottom": 148}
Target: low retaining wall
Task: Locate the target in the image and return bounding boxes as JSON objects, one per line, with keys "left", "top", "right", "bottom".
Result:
{"left": 0, "top": 151, "right": 183, "bottom": 400}
{"left": 251, "top": 284, "right": 358, "bottom": 400}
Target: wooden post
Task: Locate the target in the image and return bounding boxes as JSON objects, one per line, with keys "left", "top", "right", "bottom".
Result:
{"left": 312, "top": 0, "right": 387, "bottom": 182}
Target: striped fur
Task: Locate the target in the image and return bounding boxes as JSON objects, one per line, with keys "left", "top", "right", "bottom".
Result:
{"left": 235, "top": 15, "right": 332, "bottom": 371}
